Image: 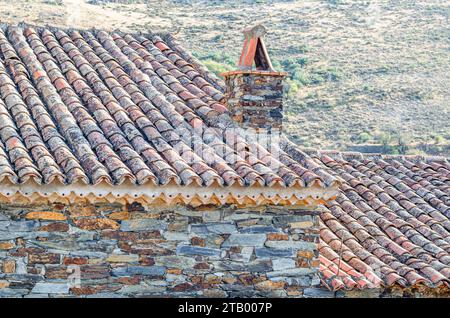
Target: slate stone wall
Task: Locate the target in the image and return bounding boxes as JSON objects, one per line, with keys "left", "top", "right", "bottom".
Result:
{"left": 0, "top": 202, "right": 320, "bottom": 298}
{"left": 223, "top": 73, "right": 285, "bottom": 132}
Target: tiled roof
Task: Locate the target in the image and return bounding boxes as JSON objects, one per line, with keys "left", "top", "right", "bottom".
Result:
{"left": 0, "top": 23, "right": 338, "bottom": 193}
{"left": 301, "top": 148, "right": 450, "bottom": 291}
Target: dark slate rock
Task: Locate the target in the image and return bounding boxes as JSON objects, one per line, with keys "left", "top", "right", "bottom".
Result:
{"left": 221, "top": 234, "right": 266, "bottom": 247}
{"left": 265, "top": 240, "right": 316, "bottom": 250}
{"left": 7, "top": 221, "right": 40, "bottom": 232}
{"left": 267, "top": 268, "right": 316, "bottom": 278}
{"left": 213, "top": 260, "right": 272, "bottom": 272}
{"left": 273, "top": 215, "right": 313, "bottom": 227}
{"left": 0, "top": 221, "right": 10, "bottom": 230}
{"left": 154, "top": 256, "right": 196, "bottom": 268}
{"left": 112, "top": 266, "right": 166, "bottom": 277}
{"left": 2, "top": 274, "right": 44, "bottom": 282}
{"left": 0, "top": 231, "right": 49, "bottom": 240}
{"left": 120, "top": 219, "right": 167, "bottom": 232}
{"left": 176, "top": 245, "right": 222, "bottom": 257}
{"left": 240, "top": 226, "right": 279, "bottom": 234}
{"left": 190, "top": 222, "right": 237, "bottom": 234}
{"left": 255, "top": 248, "right": 295, "bottom": 259}
{"left": 0, "top": 288, "right": 30, "bottom": 297}
{"left": 31, "top": 283, "right": 70, "bottom": 294}
{"left": 303, "top": 287, "right": 335, "bottom": 298}
{"left": 86, "top": 293, "right": 129, "bottom": 298}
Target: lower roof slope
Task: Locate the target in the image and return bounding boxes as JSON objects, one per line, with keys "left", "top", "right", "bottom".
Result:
{"left": 298, "top": 147, "right": 449, "bottom": 292}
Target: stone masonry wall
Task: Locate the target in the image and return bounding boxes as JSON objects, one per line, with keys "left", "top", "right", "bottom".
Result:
{"left": 223, "top": 73, "right": 285, "bottom": 132}
{"left": 0, "top": 202, "right": 320, "bottom": 298}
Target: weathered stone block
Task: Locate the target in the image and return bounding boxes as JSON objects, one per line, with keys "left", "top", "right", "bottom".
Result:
{"left": 38, "top": 222, "right": 69, "bottom": 232}
{"left": 272, "top": 258, "right": 296, "bottom": 271}
{"left": 267, "top": 267, "right": 316, "bottom": 278}
{"left": 255, "top": 280, "right": 286, "bottom": 291}
{"left": 7, "top": 221, "right": 40, "bottom": 232}
{"left": 112, "top": 266, "right": 165, "bottom": 277}
{"left": 73, "top": 218, "right": 119, "bottom": 230}
{"left": 303, "top": 287, "right": 335, "bottom": 298}
{"left": 163, "top": 231, "right": 189, "bottom": 241}
{"left": 3, "top": 260, "right": 15, "bottom": 273}
{"left": 118, "top": 284, "right": 165, "bottom": 295}
{"left": 106, "top": 254, "right": 140, "bottom": 263}
{"left": 120, "top": 219, "right": 167, "bottom": 232}
{"left": 0, "top": 288, "right": 30, "bottom": 297}
{"left": 297, "top": 250, "right": 315, "bottom": 259}
{"left": 108, "top": 211, "right": 130, "bottom": 220}
{"left": 190, "top": 222, "right": 237, "bottom": 234}
{"left": 0, "top": 280, "right": 10, "bottom": 288}
{"left": 229, "top": 246, "right": 254, "bottom": 262}
{"left": 29, "top": 253, "right": 60, "bottom": 265}
{"left": 31, "top": 282, "right": 70, "bottom": 294}
{"left": 290, "top": 221, "right": 314, "bottom": 229}
{"left": 176, "top": 245, "right": 223, "bottom": 258}
{"left": 80, "top": 265, "right": 110, "bottom": 279}
{"left": 154, "top": 255, "right": 196, "bottom": 269}
{"left": 240, "top": 226, "right": 278, "bottom": 234}
{"left": 265, "top": 240, "right": 316, "bottom": 250}
{"left": 213, "top": 260, "right": 272, "bottom": 272}
{"left": 255, "top": 248, "right": 294, "bottom": 259}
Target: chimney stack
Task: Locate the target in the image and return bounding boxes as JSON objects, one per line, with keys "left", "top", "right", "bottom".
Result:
{"left": 221, "top": 24, "right": 287, "bottom": 133}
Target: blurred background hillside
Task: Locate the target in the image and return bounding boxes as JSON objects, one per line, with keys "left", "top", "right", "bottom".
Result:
{"left": 1, "top": 0, "right": 449, "bottom": 156}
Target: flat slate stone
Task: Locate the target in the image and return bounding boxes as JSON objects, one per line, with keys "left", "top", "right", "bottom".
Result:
{"left": 112, "top": 266, "right": 166, "bottom": 277}
{"left": 86, "top": 293, "right": 128, "bottom": 298}
{"left": 303, "top": 287, "right": 335, "bottom": 298}
{"left": 118, "top": 284, "right": 166, "bottom": 294}
{"left": 190, "top": 222, "right": 237, "bottom": 234}
{"left": 0, "top": 288, "right": 30, "bottom": 297}
{"left": 255, "top": 248, "right": 295, "bottom": 259}
{"left": 70, "top": 251, "right": 108, "bottom": 258}
{"left": 0, "top": 221, "right": 10, "bottom": 230}
{"left": 272, "top": 258, "right": 296, "bottom": 271}
{"left": 176, "top": 245, "right": 223, "bottom": 257}
{"left": 120, "top": 219, "right": 167, "bottom": 232}
{"left": 214, "top": 260, "right": 272, "bottom": 272}
{"left": 240, "top": 226, "right": 279, "bottom": 234}
{"left": 0, "top": 231, "right": 49, "bottom": 240}
{"left": 265, "top": 240, "right": 316, "bottom": 250}
{"left": 154, "top": 256, "right": 196, "bottom": 268}
{"left": 163, "top": 231, "right": 189, "bottom": 241}
{"left": 7, "top": 221, "right": 40, "bottom": 232}
{"left": 221, "top": 234, "right": 266, "bottom": 247}
{"left": 31, "top": 282, "right": 70, "bottom": 294}
{"left": 267, "top": 268, "right": 316, "bottom": 278}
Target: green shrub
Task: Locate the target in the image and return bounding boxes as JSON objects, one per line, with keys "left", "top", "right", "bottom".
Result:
{"left": 357, "top": 132, "right": 372, "bottom": 143}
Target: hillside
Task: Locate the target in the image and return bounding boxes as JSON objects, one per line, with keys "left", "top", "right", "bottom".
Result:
{"left": 1, "top": 0, "right": 449, "bottom": 156}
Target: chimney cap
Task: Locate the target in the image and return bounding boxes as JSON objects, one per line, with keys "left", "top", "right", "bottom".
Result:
{"left": 242, "top": 24, "right": 267, "bottom": 38}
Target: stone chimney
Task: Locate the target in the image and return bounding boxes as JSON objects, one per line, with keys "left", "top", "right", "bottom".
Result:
{"left": 221, "top": 24, "right": 287, "bottom": 133}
